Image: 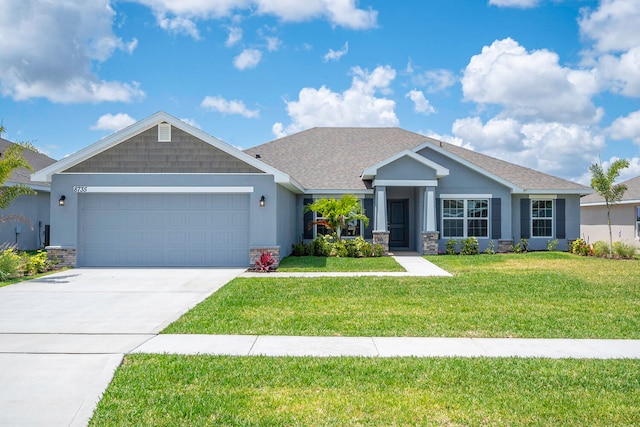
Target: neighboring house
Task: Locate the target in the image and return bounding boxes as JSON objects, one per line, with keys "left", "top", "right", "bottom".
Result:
{"left": 32, "top": 112, "right": 592, "bottom": 267}
{"left": 0, "top": 138, "right": 56, "bottom": 250}
{"left": 580, "top": 176, "right": 640, "bottom": 249}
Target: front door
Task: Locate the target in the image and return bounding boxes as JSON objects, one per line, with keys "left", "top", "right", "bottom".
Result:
{"left": 388, "top": 199, "right": 409, "bottom": 249}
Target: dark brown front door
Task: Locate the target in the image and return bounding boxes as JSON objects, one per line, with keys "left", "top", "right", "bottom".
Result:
{"left": 388, "top": 199, "right": 409, "bottom": 248}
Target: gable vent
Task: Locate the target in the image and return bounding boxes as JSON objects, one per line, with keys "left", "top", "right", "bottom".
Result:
{"left": 158, "top": 123, "right": 171, "bottom": 142}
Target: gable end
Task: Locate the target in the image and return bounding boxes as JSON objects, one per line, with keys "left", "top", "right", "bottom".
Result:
{"left": 63, "top": 126, "right": 263, "bottom": 174}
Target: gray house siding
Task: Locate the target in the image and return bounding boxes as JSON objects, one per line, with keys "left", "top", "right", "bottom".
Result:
{"left": 376, "top": 157, "right": 438, "bottom": 181}
{"left": 0, "top": 192, "right": 50, "bottom": 250}
{"left": 276, "top": 184, "right": 297, "bottom": 259}
{"left": 511, "top": 194, "right": 580, "bottom": 251}
{"left": 65, "top": 127, "right": 263, "bottom": 174}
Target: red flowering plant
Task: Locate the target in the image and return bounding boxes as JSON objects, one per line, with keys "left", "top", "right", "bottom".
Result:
{"left": 254, "top": 251, "right": 277, "bottom": 272}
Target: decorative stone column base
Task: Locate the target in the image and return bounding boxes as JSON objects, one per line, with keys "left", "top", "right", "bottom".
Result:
{"left": 498, "top": 240, "right": 513, "bottom": 253}
{"left": 46, "top": 246, "right": 77, "bottom": 268}
{"left": 422, "top": 231, "right": 439, "bottom": 255}
{"left": 372, "top": 231, "right": 389, "bottom": 254}
{"left": 249, "top": 246, "right": 280, "bottom": 267}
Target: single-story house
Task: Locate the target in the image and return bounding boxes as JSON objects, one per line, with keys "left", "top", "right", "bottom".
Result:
{"left": 580, "top": 176, "right": 640, "bottom": 249}
{"left": 1, "top": 138, "right": 56, "bottom": 250}
{"left": 32, "top": 111, "right": 592, "bottom": 267}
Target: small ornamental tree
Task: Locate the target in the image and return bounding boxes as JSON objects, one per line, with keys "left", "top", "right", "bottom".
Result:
{"left": 304, "top": 194, "right": 369, "bottom": 241}
{"left": 589, "top": 158, "right": 630, "bottom": 258}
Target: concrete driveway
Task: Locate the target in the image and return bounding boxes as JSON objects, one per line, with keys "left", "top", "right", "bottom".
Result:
{"left": 0, "top": 268, "right": 243, "bottom": 427}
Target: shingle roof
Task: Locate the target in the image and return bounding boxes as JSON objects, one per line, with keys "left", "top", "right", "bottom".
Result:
{"left": 245, "top": 127, "right": 590, "bottom": 193}
{"left": 0, "top": 138, "right": 57, "bottom": 188}
{"left": 581, "top": 175, "right": 640, "bottom": 205}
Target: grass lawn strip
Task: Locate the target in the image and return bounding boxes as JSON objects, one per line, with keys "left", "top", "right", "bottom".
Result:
{"left": 276, "top": 255, "right": 405, "bottom": 272}
{"left": 163, "top": 253, "right": 640, "bottom": 338}
{"left": 90, "top": 355, "right": 640, "bottom": 427}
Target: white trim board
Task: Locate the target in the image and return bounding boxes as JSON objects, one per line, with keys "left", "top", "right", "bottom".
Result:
{"left": 72, "top": 186, "right": 254, "bottom": 194}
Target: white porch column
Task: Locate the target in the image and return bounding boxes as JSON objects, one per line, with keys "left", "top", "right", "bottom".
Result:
{"left": 374, "top": 185, "right": 387, "bottom": 231}
{"left": 424, "top": 186, "right": 436, "bottom": 232}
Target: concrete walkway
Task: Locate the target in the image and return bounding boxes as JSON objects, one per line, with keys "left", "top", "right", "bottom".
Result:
{"left": 133, "top": 335, "right": 640, "bottom": 359}
{"left": 240, "top": 253, "right": 452, "bottom": 277}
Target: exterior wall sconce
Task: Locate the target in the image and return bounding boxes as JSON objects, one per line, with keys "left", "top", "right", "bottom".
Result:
{"left": 58, "top": 195, "right": 66, "bottom": 206}
{"left": 260, "top": 195, "right": 266, "bottom": 207}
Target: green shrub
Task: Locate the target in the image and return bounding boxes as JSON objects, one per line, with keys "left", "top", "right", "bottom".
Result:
{"left": 592, "top": 240, "right": 610, "bottom": 257}
{"left": 21, "top": 250, "right": 50, "bottom": 275}
{"left": 291, "top": 242, "right": 310, "bottom": 256}
{"left": 353, "top": 237, "right": 372, "bottom": 257}
{"left": 310, "top": 236, "right": 331, "bottom": 257}
{"left": 485, "top": 240, "right": 496, "bottom": 255}
{"left": 372, "top": 243, "right": 385, "bottom": 257}
{"left": 445, "top": 239, "right": 457, "bottom": 255}
{"left": 0, "top": 249, "right": 22, "bottom": 281}
{"left": 570, "top": 238, "right": 592, "bottom": 256}
{"left": 612, "top": 241, "right": 637, "bottom": 259}
{"left": 460, "top": 237, "right": 479, "bottom": 255}
{"left": 547, "top": 239, "right": 559, "bottom": 252}
{"left": 329, "top": 240, "right": 348, "bottom": 257}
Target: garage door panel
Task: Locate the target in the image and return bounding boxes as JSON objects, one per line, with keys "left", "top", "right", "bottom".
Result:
{"left": 80, "top": 193, "right": 250, "bottom": 267}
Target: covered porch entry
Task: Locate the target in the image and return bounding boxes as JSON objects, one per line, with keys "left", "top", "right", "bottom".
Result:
{"left": 361, "top": 150, "right": 449, "bottom": 255}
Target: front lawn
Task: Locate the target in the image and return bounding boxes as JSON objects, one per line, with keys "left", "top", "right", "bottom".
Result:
{"left": 90, "top": 355, "right": 640, "bottom": 426}
{"left": 164, "top": 252, "right": 640, "bottom": 338}
{"left": 276, "top": 255, "right": 405, "bottom": 272}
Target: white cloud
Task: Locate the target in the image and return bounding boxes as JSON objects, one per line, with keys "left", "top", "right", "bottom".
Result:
{"left": 489, "top": 0, "right": 540, "bottom": 8}
{"left": 579, "top": 0, "right": 640, "bottom": 97}
{"left": 233, "top": 49, "right": 262, "bottom": 70}
{"left": 579, "top": 0, "right": 640, "bottom": 54}
{"left": 90, "top": 113, "right": 136, "bottom": 132}
{"left": 609, "top": 110, "right": 640, "bottom": 145}
{"left": 452, "top": 117, "right": 606, "bottom": 178}
{"left": 180, "top": 118, "right": 202, "bottom": 129}
{"left": 131, "top": 0, "right": 377, "bottom": 35}
{"left": 273, "top": 65, "right": 398, "bottom": 137}
{"left": 461, "top": 38, "right": 602, "bottom": 124}
{"left": 0, "top": 0, "right": 144, "bottom": 103}
{"left": 323, "top": 42, "right": 349, "bottom": 62}
{"left": 254, "top": 0, "right": 377, "bottom": 29}
{"left": 576, "top": 156, "right": 640, "bottom": 185}
{"left": 225, "top": 26, "right": 243, "bottom": 47}
{"left": 406, "top": 90, "right": 435, "bottom": 115}
{"left": 412, "top": 69, "right": 456, "bottom": 93}
{"left": 158, "top": 15, "right": 200, "bottom": 39}
{"left": 265, "top": 36, "right": 281, "bottom": 52}
{"left": 201, "top": 95, "right": 260, "bottom": 118}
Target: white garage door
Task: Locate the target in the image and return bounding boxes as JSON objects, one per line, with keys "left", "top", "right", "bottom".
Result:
{"left": 79, "top": 193, "right": 250, "bottom": 266}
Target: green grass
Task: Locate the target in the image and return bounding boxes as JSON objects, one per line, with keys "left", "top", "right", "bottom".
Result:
{"left": 0, "top": 268, "right": 67, "bottom": 288}
{"left": 164, "top": 252, "right": 640, "bottom": 338}
{"left": 90, "top": 355, "right": 640, "bottom": 426}
{"left": 276, "top": 255, "right": 405, "bottom": 272}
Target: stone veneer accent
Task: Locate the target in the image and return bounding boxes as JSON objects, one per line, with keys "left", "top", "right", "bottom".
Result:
{"left": 498, "top": 240, "right": 514, "bottom": 253}
{"left": 372, "top": 231, "right": 390, "bottom": 254}
{"left": 421, "top": 232, "right": 439, "bottom": 255}
{"left": 46, "top": 246, "right": 77, "bottom": 268}
{"left": 250, "top": 246, "right": 280, "bottom": 268}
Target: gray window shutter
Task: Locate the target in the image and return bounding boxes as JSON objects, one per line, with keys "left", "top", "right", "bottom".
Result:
{"left": 556, "top": 199, "right": 566, "bottom": 239}
{"left": 303, "top": 198, "right": 314, "bottom": 239}
{"left": 491, "top": 198, "right": 501, "bottom": 240}
{"left": 363, "top": 198, "right": 374, "bottom": 239}
{"left": 520, "top": 198, "right": 530, "bottom": 239}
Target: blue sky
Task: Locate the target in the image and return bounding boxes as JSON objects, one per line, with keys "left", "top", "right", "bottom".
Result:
{"left": 1, "top": 0, "right": 639, "bottom": 184}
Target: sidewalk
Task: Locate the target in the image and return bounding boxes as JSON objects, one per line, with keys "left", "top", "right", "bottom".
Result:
{"left": 241, "top": 253, "right": 452, "bottom": 277}
{"left": 132, "top": 335, "right": 640, "bottom": 359}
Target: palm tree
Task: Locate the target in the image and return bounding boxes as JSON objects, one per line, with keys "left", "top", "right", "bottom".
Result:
{"left": 304, "top": 194, "right": 369, "bottom": 240}
{"left": 589, "top": 158, "right": 630, "bottom": 257}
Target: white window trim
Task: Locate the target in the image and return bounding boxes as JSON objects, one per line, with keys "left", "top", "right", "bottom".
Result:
{"left": 531, "top": 198, "right": 554, "bottom": 238}
{"left": 311, "top": 197, "right": 365, "bottom": 239}
{"left": 441, "top": 198, "right": 489, "bottom": 239}
{"left": 636, "top": 206, "right": 640, "bottom": 240}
